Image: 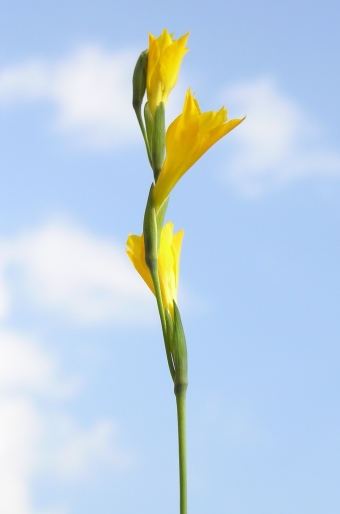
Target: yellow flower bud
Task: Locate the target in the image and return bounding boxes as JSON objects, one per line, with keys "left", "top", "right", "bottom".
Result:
{"left": 153, "top": 89, "right": 245, "bottom": 210}
{"left": 147, "top": 29, "right": 189, "bottom": 117}
{"left": 126, "top": 222, "right": 184, "bottom": 318}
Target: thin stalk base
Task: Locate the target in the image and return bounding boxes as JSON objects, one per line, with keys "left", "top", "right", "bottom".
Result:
{"left": 175, "top": 385, "right": 187, "bottom": 514}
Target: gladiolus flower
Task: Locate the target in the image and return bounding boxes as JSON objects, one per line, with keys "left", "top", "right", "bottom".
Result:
{"left": 153, "top": 89, "right": 245, "bottom": 210}
{"left": 147, "top": 29, "right": 189, "bottom": 117}
{"left": 126, "top": 222, "right": 184, "bottom": 317}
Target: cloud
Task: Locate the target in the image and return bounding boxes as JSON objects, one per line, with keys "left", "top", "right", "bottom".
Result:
{"left": 0, "top": 44, "right": 188, "bottom": 150}
{"left": 0, "top": 325, "right": 133, "bottom": 514}
{"left": 222, "top": 77, "right": 340, "bottom": 195}
{"left": 0, "top": 328, "right": 53, "bottom": 392}
{"left": 0, "top": 45, "right": 139, "bottom": 148}
{"left": 0, "top": 329, "right": 80, "bottom": 513}
{"left": 0, "top": 218, "right": 154, "bottom": 326}
{"left": 0, "top": 218, "right": 150, "bottom": 511}
{"left": 0, "top": 392, "right": 42, "bottom": 514}
{"left": 0, "top": 242, "right": 12, "bottom": 319}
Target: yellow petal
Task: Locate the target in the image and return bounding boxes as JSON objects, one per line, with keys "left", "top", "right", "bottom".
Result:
{"left": 193, "top": 117, "right": 246, "bottom": 165}
{"left": 157, "top": 29, "right": 173, "bottom": 52}
{"left": 198, "top": 106, "right": 227, "bottom": 136}
{"left": 147, "top": 34, "right": 160, "bottom": 91}
{"left": 146, "top": 30, "right": 189, "bottom": 116}
{"left": 126, "top": 223, "right": 184, "bottom": 317}
{"left": 159, "top": 34, "right": 189, "bottom": 98}
{"left": 153, "top": 90, "right": 200, "bottom": 207}
{"left": 153, "top": 90, "right": 245, "bottom": 209}
{"left": 126, "top": 234, "right": 154, "bottom": 293}
{"left": 172, "top": 230, "right": 184, "bottom": 290}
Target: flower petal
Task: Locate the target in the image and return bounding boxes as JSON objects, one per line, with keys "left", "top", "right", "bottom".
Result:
{"left": 146, "top": 30, "right": 189, "bottom": 116}
{"left": 126, "top": 234, "right": 154, "bottom": 293}
{"left": 126, "top": 223, "right": 183, "bottom": 317}
{"left": 153, "top": 91, "right": 245, "bottom": 209}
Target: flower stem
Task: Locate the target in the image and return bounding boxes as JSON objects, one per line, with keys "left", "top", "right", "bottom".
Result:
{"left": 149, "top": 266, "right": 175, "bottom": 380}
{"left": 175, "top": 384, "right": 187, "bottom": 514}
{"left": 135, "top": 108, "right": 153, "bottom": 166}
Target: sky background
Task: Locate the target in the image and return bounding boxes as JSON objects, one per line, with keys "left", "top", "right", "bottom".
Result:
{"left": 0, "top": 1, "right": 339, "bottom": 513}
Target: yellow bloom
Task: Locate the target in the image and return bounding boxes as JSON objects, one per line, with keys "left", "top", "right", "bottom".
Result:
{"left": 147, "top": 29, "right": 189, "bottom": 117}
{"left": 153, "top": 89, "right": 245, "bottom": 210}
{"left": 126, "top": 222, "right": 184, "bottom": 316}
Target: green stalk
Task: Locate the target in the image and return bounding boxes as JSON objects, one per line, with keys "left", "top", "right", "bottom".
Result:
{"left": 135, "top": 108, "right": 152, "bottom": 166}
{"left": 175, "top": 385, "right": 187, "bottom": 514}
{"left": 149, "top": 266, "right": 175, "bottom": 380}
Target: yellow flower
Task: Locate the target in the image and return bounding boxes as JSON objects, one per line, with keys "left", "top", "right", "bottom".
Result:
{"left": 153, "top": 89, "right": 245, "bottom": 210}
{"left": 147, "top": 29, "right": 189, "bottom": 117}
{"left": 126, "top": 222, "right": 184, "bottom": 316}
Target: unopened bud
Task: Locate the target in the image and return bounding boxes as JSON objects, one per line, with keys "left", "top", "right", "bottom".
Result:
{"left": 155, "top": 196, "right": 169, "bottom": 248}
{"left": 132, "top": 50, "right": 148, "bottom": 113}
{"left": 151, "top": 102, "right": 166, "bottom": 181}
{"left": 143, "top": 184, "right": 158, "bottom": 272}
{"left": 144, "top": 102, "right": 154, "bottom": 147}
{"left": 172, "top": 301, "right": 188, "bottom": 392}
{"left": 165, "top": 307, "right": 174, "bottom": 350}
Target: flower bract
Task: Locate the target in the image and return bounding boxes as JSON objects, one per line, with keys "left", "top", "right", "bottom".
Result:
{"left": 147, "top": 29, "right": 189, "bottom": 117}
{"left": 153, "top": 89, "right": 245, "bottom": 210}
{"left": 126, "top": 222, "right": 184, "bottom": 317}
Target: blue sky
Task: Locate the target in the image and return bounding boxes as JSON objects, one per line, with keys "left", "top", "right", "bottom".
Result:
{"left": 0, "top": 1, "right": 339, "bottom": 513}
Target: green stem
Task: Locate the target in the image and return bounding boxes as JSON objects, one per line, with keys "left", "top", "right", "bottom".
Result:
{"left": 135, "top": 107, "right": 152, "bottom": 166}
{"left": 175, "top": 385, "right": 187, "bottom": 514}
{"left": 149, "top": 266, "right": 175, "bottom": 380}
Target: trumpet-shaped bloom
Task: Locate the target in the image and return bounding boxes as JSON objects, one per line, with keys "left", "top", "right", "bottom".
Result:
{"left": 147, "top": 29, "right": 189, "bottom": 117}
{"left": 153, "top": 89, "right": 245, "bottom": 210}
{"left": 126, "top": 222, "right": 184, "bottom": 317}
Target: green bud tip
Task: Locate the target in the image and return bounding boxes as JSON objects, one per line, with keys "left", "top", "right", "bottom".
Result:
{"left": 132, "top": 50, "right": 148, "bottom": 112}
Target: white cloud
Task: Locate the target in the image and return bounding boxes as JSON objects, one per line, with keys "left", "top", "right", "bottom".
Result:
{"left": 0, "top": 394, "right": 42, "bottom": 514}
{"left": 0, "top": 45, "right": 139, "bottom": 148}
{"left": 0, "top": 242, "right": 12, "bottom": 319}
{"left": 0, "top": 219, "right": 153, "bottom": 326}
{"left": 0, "top": 44, "right": 188, "bottom": 149}
{"left": 0, "top": 324, "right": 134, "bottom": 514}
{"left": 0, "top": 328, "right": 52, "bottom": 392}
{"left": 223, "top": 77, "right": 340, "bottom": 195}
{"left": 0, "top": 218, "right": 144, "bottom": 512}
